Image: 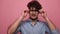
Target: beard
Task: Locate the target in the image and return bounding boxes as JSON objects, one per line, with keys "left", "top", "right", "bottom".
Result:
{"left": 29, "top": 17, "right": 38, "bottom": 21}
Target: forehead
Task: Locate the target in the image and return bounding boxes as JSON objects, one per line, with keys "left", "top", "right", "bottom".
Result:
{"left": 29, "top": 7, "right": 39, "bottom": 12}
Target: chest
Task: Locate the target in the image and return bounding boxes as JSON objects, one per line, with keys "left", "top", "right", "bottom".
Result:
{"left": 20, "top": 22, "right": 44, "bottom": 34}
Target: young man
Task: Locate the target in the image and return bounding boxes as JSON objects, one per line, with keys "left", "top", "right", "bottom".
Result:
{"left": 8, "top": 0, "right": 59, "bottom": 34}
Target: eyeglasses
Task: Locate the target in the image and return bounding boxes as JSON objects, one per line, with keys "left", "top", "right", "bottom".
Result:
{"left": 29, "top": 10, "right": 39, "bottom": 12}
{"left": 24, "top": 10, "right": 39, "bottom": 13}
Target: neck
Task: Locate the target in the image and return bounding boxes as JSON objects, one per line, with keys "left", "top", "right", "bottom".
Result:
{"left": 31, "top": 20, "right": 36, "bottom": 26}
{"left": 29, "top": 17, "right": 38, "bottom": 26}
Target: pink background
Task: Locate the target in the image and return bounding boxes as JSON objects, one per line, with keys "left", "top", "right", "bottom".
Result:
{"left": 0, "top": 0, "right": 60, "bottom": 34}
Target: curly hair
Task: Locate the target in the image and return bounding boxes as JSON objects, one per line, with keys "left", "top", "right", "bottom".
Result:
{"left": 27, "top": 0, "right": 42, "bottom": 11}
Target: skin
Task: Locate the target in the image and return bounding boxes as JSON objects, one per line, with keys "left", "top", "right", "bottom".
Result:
{"left": 28, "top": 7, "right": 39, "bottom": 25}
{"left": 7, "top": 7, "right": 56, "bottom": 34}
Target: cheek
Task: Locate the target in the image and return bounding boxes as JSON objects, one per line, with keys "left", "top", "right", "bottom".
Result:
{"left": 29, "top": 12, "right": 39, "bottom": 16}
{"left": 36, "top": 13, "right": 39, "bottom": 16}
{"left": 29, "top": 12, "right": 32, "bottom": 14}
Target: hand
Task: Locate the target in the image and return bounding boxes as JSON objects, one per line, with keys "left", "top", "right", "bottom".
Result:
{"left": 39, "top": 9, "right": 47, "bottom": 18}
{"left": 21, "top": 10, "right": 29, "bottom": 18}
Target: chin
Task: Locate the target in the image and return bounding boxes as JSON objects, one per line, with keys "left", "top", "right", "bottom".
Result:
{"left": 30, "top": 17, "right": 38, "bottom": 20}
{"left": 31, "top": 17, "right": 36, "bottom": 19}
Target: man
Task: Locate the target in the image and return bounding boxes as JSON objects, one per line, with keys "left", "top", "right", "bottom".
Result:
{"left": 8, "top": 0, "right": 59, "bottom": 34}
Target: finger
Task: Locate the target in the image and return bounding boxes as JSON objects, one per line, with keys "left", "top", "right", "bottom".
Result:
{"left": 39, "top": 7, "right": 46, "bottom": 11}
{"left": 42, "top": 11, "right": 45, "bottom": 13}
{"left": 24, "top": 10, "right": 29, "bottom": 13}
{"left": 24, "top": 10, "right": 27, "bottom": 13}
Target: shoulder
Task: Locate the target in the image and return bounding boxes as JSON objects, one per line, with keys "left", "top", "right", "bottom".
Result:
{"left": 19, "top": 19, "right": 30, "bottom": 25}
{"left": 38, "top": 20, "right": 49, "bottom": 29}
{"left": 38, "top": 20, "right": 48, "bottom": 26}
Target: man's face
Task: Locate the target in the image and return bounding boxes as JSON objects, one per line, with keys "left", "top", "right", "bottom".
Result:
{"left": 29, "top": 7, "right": 39, "bottom": 20}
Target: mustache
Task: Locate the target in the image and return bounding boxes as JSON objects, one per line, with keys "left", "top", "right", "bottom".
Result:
{"left": 31, "top": 14, "right": 36, "bottom": 16}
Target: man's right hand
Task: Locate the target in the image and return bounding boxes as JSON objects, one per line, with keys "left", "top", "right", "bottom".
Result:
{"left": 21, "top": 10, "right": 29, "bottom": 19}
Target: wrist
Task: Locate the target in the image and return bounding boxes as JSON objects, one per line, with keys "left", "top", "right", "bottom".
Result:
{"left": 43, "top": 16, "right": 48, "bottom": 20}
{"left": 19, "top": 16, "right": 24, "bottom": 20}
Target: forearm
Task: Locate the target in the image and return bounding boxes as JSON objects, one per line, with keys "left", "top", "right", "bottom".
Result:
{"left": 8, "top": 16, "right": 23, "bottom": 34}
{"left": 40, "top": 9, "right": 59, "bottom": 34}
{"left": 43, "top": 16, "right": 56, "bottom": 30}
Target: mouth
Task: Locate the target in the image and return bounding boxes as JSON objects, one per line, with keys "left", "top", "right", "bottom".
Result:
{"left": 31, "top": 15, "right": 36, "bottom": 17}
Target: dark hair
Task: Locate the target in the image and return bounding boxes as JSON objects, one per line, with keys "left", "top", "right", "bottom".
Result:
{"left": 27, "top": 0, "right": 42, "bottom": 11}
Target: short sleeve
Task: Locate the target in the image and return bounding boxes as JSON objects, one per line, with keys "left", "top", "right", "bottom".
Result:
{"left": 51, "top": 28, "right": 59, "bottom": 34}
{"left": 43, "top": 22, "right": 59, "bottom": 34}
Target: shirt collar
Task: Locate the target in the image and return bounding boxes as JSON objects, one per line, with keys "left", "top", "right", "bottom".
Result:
{"left": 27, "top": 18, "right": 40, "bottom": 23}
{"left": 27, "top": 18, "right": 39, "bottom": 26}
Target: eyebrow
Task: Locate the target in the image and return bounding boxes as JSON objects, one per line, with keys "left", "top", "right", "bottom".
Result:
{"left": 29, "top": 10, "right": 39, "bottom": 11}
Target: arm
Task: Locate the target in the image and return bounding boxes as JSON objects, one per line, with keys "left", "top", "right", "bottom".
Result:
{"left": 40, "top": 9, "right": 59, "bottom": 34}
{"left": 7, "top": 10, "right": 28, "bottom": 34}
{"left": 7, "top": 16, "right": 24, "bottom": 34}
{"left": 43, "top": 16, "right": 59, "bottom": 34}
{"left": 43, "top": 16, "right": 56, "bottom": 30}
